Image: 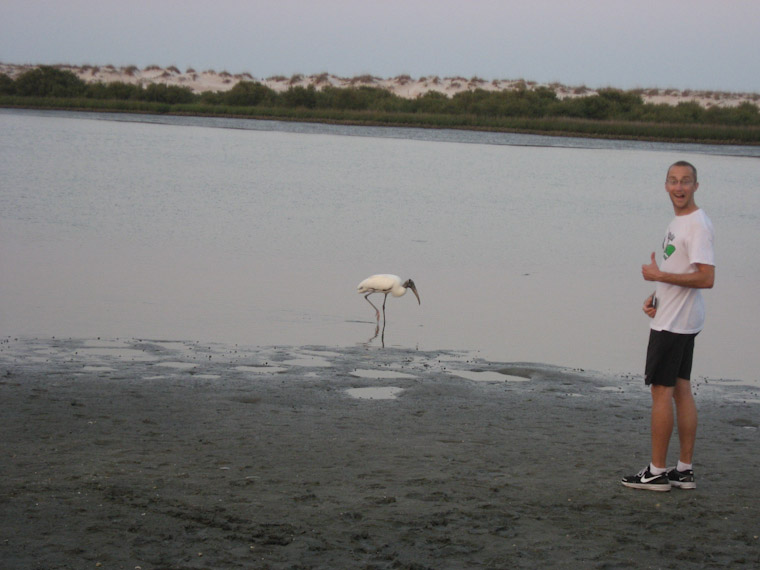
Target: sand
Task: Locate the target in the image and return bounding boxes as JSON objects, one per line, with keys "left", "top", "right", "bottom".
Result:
{"left": 2, "top": 63, "right": 758, "bottom": 109}
{"left": 1, "top": 337, "right": 758, "bottom": 569}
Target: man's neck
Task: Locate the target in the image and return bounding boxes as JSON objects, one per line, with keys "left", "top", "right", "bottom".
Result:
{"left": 674, "top": 204, "right": 699, "bottom": 216}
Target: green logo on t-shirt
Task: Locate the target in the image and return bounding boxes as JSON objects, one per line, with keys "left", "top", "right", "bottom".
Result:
{"left": 663, "top": 231, "right": 676, "bottom": 260}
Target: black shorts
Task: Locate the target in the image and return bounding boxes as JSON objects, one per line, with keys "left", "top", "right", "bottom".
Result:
{"left": 645, "top": 329, "right": 698, "bottom": 387}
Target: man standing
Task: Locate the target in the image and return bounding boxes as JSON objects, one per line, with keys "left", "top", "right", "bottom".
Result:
{"left": 622, "top": 161, "right": 715, "bottom": 492}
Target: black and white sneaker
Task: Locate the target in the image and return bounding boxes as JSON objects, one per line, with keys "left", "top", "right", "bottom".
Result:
{"left": 621, "top": 466, "right": 671, "bottom": 491}
{"left": 667, "top": 467, "right": 696, "bottom": 489}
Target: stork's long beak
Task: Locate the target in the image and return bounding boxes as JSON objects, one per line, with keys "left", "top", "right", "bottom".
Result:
{"left": 406, "top": 281, "right": 420, "bottom": 305}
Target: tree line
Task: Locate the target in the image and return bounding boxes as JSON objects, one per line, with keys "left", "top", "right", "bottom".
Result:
{"left": 2, "top": 66, "right": 759, "bottom": 132}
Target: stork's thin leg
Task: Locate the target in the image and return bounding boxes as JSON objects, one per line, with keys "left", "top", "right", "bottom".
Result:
{"left": 364, "top": 294, "right": 381, "bottom": 320}
{"left": 382, "top": 293, "right": 389, "bottom": 322}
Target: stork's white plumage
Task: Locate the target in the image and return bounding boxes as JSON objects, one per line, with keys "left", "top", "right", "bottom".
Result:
{"left": 357, "top": 274, "right": 420, "bottom": 322}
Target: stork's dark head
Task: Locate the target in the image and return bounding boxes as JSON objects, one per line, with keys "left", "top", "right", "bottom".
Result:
{"left": 403, "top": 279, "right": 420, "bottom": 304}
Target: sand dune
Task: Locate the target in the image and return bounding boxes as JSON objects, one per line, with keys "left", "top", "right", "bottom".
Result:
{"left": 2, "top": 62, "right": 758, "bottom": 108}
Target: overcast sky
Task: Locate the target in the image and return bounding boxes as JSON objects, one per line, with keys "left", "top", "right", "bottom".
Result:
{"left": 2, "top": 0, "right": 759, "bottom": 93}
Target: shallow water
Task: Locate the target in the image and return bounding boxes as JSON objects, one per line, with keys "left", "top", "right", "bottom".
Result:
{"left": 1, "top": 109, "right": 759, "bottom": 384}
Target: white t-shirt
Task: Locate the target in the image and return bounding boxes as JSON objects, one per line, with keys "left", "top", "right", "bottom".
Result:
{"left": 651, "top": 209, "right": 715, "bottom": 334}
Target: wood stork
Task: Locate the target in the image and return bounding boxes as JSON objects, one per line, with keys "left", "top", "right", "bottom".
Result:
{"left": 357, "top": 274, "right": 420, "bottom": 322}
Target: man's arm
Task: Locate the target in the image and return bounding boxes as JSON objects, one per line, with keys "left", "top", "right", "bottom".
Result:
{"left": 642, "top": 252, "right": 715, "bottom": 289}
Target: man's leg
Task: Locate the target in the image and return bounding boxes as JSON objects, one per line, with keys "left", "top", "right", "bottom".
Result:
{"left": 651, "top": 384, "right": 675, "bottom": 468}
{"left": 673, "top": 377, "right": 697, "bottom": 464}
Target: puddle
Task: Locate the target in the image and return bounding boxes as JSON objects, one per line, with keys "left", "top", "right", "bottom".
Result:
{"left": 350, "top": 369, "right": 416, "bottom": 379}
{"left": 156, "top": 362, "right": 198, "bottom": 370}
{"left": 235, "top": 365, "right": 287, "bottom": 374}
{"left": 33, "top": 348, "right": 66, "bottom": 357}
{"left": 82, "top": 339, "right": 131, "bottom": 348}
{"left": 76, "top": 348, "right": 158, "bottom": 361}
{"left": 282, "top": 356, "right": 332, "bottom": 367}
{"left": 715, "top": 381, "right": 756, "bottom": 388}
{"left": 451, "top": 370, "right": 530, "bottom": 382}
{"left": 729, "top": 397, "right": 760, "bottom": 405}
{"left": 152, "top": 341, "right": 194, "bottom": 351}
{"left": 300, "top": 349, "right": 342, "bottom": 358}
{"left": 346, "top": 387, "right": 404, "bottom": 400}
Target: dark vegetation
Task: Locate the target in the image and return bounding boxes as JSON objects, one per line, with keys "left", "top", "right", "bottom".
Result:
{"left": 2, "top": 66, "right": 759, "bottom": 143}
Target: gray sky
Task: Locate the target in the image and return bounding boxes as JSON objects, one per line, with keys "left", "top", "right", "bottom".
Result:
{"left": 2, "top": 0, "right": 759, "bottom": 93}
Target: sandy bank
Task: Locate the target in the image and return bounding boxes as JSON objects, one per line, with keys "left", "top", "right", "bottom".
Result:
{"left": 1, "top": 337, "right": 758, "bottom": 569}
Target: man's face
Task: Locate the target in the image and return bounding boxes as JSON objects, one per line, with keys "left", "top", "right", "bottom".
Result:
{"left": 665, "top": 165, "right": 699, "bottom": 214}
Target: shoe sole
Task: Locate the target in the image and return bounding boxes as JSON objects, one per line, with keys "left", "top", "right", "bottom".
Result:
{"left": 621, "top": 481, "right": 671, "bottom": 492}
{"left": 670, "top": 481, "right": 697, "bottom": 490}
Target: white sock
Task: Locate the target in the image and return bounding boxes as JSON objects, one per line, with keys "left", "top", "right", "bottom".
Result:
{"left": 649, "top": 463, "right": 667, "bottom": 475}
{"left": 677, "top": 460, "right": 693, "bottom": 472}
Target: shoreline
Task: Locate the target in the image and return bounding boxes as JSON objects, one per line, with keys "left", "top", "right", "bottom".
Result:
{"left": 2, "top": 337, "right": 758, "bottom": 568}
{"left": 4, "top": 104, "right": 760, "bottom": 147}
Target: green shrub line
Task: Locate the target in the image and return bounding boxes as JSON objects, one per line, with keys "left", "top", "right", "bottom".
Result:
{"left": 2, "top": 66, "right": 759, "bottom": 145}
{"left": 3, "top": 96, "right": 758, "bottom": 145}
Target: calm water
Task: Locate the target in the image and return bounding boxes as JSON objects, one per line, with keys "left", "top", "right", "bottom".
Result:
{"left": 1, "top": 109, "right": 758, "bottom": 383}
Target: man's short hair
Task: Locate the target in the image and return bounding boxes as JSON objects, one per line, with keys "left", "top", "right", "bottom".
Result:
{"left": 668, "top": 160, "right": 698, "bottom": 183}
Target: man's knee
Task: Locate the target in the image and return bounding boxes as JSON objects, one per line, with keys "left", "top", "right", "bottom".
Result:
{"left": 651, "top": 384, "right": 675, "bottom": 401}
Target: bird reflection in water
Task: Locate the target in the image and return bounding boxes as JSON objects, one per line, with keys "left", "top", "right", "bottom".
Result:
{"left": 366, "top": 319, "right": 386, "bottom": 347}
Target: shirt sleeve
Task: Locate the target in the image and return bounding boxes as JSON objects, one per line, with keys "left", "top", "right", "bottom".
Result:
{"left": 689, "top": 217, "right": 715, "bottom": 266}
